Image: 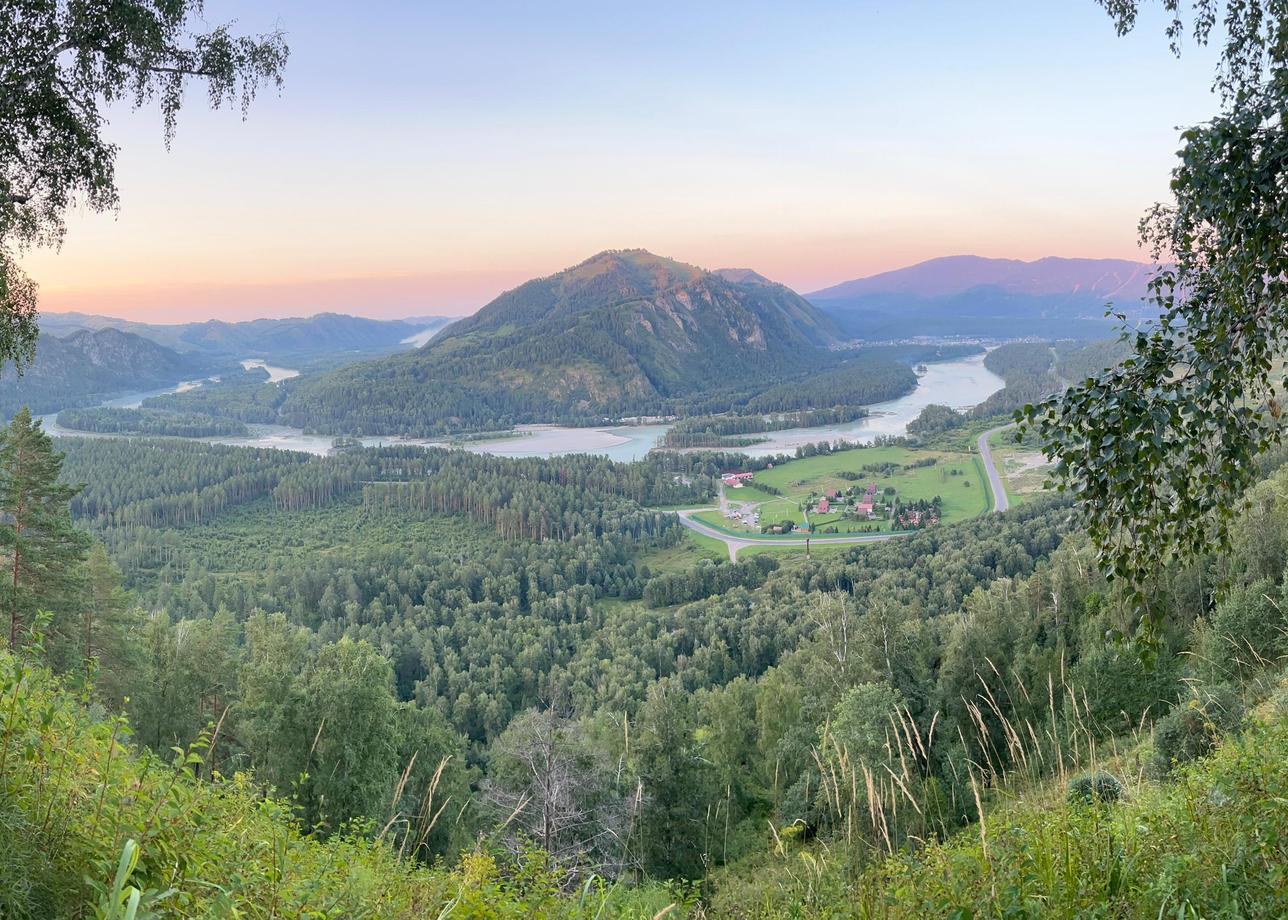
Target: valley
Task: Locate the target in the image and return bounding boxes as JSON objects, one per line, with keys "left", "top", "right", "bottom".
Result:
{"left": 8, "top": 2, "right": 1288, "bottom": 917}
{"left": 37, "top": 349, "right": 1006, "bottom": 460}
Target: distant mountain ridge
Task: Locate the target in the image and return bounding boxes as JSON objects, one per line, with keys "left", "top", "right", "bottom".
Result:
{"left": 808, "top": 255, "right": 1158, "bottom": 340}
{"left": 277, "top": 249, "right": 845, "bottom": 435}
{"left": 810, "top": 255, "right": 1154, "bottom": 300}
{"left": 39, "top": 311, "right": 452, "bottom": 362}
{"left": 1, "top": 328, "right": 236, "bottom": 419}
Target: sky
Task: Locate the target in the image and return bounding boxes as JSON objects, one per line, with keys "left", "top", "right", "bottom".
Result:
{"left": 23, "top": 0, "right": 1221, "bottom": 322}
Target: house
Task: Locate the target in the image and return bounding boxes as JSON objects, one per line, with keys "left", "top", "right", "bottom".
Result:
{"left": 865, "top": 483, "right": 878, "bottom": 496}
{"left": 722, "top": 472, "right": 755, "bottom": 488}
{"left": 856, "top": 499, "right": 874, "bottom": 518}
{"left": 817, "top": 498, "right": 830, "bottom": 514}
{"left": 826, "top": 489, "right": 839, "bottom": 500}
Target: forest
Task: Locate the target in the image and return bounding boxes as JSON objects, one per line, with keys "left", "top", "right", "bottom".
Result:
{"left": 150, "top": 341, "right": 971, "bottom": 437}
{"left": 5, "top": 401, "right": 1288, "bottom": 916}
{"left": 56, "top": 407, "right": 250, "bottom": 438}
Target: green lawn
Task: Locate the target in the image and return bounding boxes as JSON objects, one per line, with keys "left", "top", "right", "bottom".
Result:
{"left": 720, "top": 483, "right": 780, "bottom": 505}
{"left": 693, "top": 509, "right": 813, "bottom": 540}
{"left": 755, "top": 498, "right": 804, "bottom": 526}
{"left": 737, "top": 541, "right": 856, "bottom": 560}
{"left": 637, "top": 532, "right": 726, "bottom": 571}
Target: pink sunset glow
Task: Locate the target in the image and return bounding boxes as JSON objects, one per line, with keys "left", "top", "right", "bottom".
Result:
{"left": 20, "top": 1, "right": 1212, "bottom": 323}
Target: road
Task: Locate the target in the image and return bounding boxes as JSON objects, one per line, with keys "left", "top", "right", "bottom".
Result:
{"left": 678, "top": 427, "right": 1016, "bottom": 559}
{"left": 676, "top": 509, "right": 902, "bottom": 560}
{"left": 977, "top": 423, "right": 1014, "bottom": 513}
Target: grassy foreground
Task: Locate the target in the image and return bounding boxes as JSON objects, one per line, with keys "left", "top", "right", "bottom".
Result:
{"left": 709, "top": 701, "right": 1288, "bottom": 918}
{"left": 0, "top": 647, "right": 684, "bottom": 920}
{"left": 3, "top": 644, "right": 1286, "bottom": 917}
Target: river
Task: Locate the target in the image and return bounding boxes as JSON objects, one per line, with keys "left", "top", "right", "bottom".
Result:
{"left": 240, "top": 359, "right": 300, "bottom": 383}
{"left": 42, "top": 352, "right": 1004, "bottom": 460}
{"left": 456, "top": 351, "right": 1004, "bottom": 461}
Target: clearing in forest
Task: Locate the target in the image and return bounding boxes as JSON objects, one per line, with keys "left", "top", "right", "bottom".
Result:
{"left": 698, "top": 445, "right": 989, "bottom": 537}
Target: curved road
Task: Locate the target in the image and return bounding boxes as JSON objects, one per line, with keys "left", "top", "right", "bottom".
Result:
{"left": 678, "top": 425, "right": 1015, "bottom": 560}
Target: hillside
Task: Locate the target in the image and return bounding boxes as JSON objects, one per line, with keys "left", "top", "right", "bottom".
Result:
{"left": 809, "top": 255, "right": 1158, "bottom": 340}
{"left": 38, "top": 311, "right": 448, "bottom": 362}
{"left": 277, "top": 250, "right": 845, "bottom": 435}
{"left": 6, "top": 638, "right": 1286, "bottom": 919}
{"left": 0, "top": 328, "right": 233, "bottom": 419}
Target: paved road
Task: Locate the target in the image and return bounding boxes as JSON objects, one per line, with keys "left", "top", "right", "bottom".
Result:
{"left": 678, "top": 427, "right": 1016, "bottom": 559}
{"left": 676, "top": 509, "right": 901, "bottom": 560}
{"left": 977, "top": 423, "right": 1015, "bottom": 513}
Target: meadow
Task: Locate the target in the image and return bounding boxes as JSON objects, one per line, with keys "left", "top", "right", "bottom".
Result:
{"left": 708, "top": 446, "right": 990, "bottom": 535}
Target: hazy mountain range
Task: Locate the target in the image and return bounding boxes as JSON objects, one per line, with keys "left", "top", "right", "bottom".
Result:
{"left": 0, "top": 328, "right": 238, "bottom": 419}
{"left": 9, "top": 252, "right": 1155, "bottom": 429}
{"left": 807, "top": 255, "right": 1157, "bottom": 340}
{"left": 3, "top": 312, "right": 458, "bottom": 423}
{"left": 39, "top": 311, "right": 455, "bottom": 362}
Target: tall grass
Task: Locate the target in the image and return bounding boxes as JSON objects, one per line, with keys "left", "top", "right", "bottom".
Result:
{"left": 706, "top": 661, "right": 1288, "bottom": 918}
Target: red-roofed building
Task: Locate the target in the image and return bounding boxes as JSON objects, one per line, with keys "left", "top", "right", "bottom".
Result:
{"left": 817, "top": 498, "right": 830, "bottom": 514}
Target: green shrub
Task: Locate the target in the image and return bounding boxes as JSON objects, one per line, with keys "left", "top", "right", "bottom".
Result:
{"left": 1152, "top": 684, "right": 1245, "bottom": 777}
{"left": 1067, "top": 771, "right": 1124, "bottom": 805}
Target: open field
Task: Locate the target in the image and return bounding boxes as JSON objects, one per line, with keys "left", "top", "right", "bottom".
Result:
{"left": 637, "top": 531, "right": 726, "bottom": 572}
{"left": 988, "top": 429, "right": 1052, "bottom": 506}
{"left": 713, "top": 445, "right": 988, "bottom": 535}
{"left": 716, "top": 482, "right": 780, "bottom": 505}
{"left": 694, "top": 507, "right": 804, "bottom": 539}
{"left": 737, "top": 541, "right": 855, "bottom": 560}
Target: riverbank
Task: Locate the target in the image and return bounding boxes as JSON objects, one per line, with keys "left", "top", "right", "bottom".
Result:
{"left": 39, "top": 353, "right": 1005, "bottom": 461}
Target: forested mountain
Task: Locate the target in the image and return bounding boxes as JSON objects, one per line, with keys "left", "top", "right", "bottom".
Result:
{"left": 0, "top": 328, "right": 234, "bottom": 419}
{"left": 39, "top": 311, "right": 451, "bottom": 362}
{"left": 967, "top": 337, "right": 1132, "bottom": 419}
{"left": 809, "top": 255, "right": 1158, "bottom": 340}
{"left": 275, "top": 250, "right": 847, "bottom": 435}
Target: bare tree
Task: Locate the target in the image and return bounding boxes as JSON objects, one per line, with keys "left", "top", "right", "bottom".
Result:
{"left": 481, "top": 705, "right": 639, "bottom": 880}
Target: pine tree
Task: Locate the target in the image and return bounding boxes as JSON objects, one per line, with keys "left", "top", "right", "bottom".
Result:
{"left": 0, "top": 408, "right": 89, "bottom": 647}
{"left": 70, "top": 544, "right": 144, "bottom": 707}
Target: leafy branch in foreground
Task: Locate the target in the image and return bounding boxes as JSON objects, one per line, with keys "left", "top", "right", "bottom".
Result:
{"left": 0, "top": 1, "right": 289, "bottom": 373}
{"left": 1022, "top": 0, "right": 1288, "bottom": 631}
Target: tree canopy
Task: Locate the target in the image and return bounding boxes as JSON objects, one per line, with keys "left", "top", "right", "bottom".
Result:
{"left": 1023, "top": 0, "right": 1288, "bottom": 630}
{"left": 0, "top": 0, "right": 288, "bottom": 372}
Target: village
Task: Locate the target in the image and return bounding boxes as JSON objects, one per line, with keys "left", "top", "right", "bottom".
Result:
{"left": 718, "top": 465, "right": 945, "bottom": 535}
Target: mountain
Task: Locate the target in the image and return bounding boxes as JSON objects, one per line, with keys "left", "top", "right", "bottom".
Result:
{"left": 714, "top": 267, "right": 775, "bottom": 285}
{"left": 808, "top": 255, "right": 1157, "bottom": 340}
{"left": 0, "top": 328, "right": 236, "bottom": 419}
{"left": 278, "top": 250, "right": 844, "bottom": 435}
{"left": 38, "top": 312, "right": 449, "bottom": 362}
